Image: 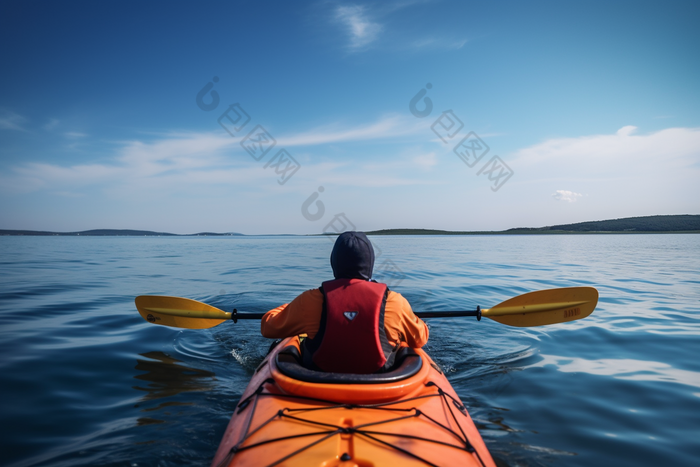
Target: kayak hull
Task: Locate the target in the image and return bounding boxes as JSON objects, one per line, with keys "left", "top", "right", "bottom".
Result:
{"left": 212, "top": 337, "right": 496, "bottom": 467}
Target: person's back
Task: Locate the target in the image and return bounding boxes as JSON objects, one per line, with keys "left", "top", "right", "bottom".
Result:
{"left": 261, "top": 231, "right": 428, "bottom": 373}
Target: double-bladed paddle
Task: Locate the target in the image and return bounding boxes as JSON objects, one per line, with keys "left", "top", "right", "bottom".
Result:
{"left": 135, "top": 286, "right": 598, "bottom": 329}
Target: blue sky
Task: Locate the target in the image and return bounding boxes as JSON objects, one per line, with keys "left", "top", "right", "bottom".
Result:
{"left": 1, "top": 0, "right": 698, "bottom": 234}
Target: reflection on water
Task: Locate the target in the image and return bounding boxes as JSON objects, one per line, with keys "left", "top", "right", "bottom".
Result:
{"left": 133, "top": 351, "right": 217, "bottom": 401}
{"left": 530, "top": 355, "right": 700, "bottom": 389}
{"left": 476, "top": 413, "right": 517, "bottom": 433}
{"left": 133, "top": 352, "right": 217, "bottom": 426}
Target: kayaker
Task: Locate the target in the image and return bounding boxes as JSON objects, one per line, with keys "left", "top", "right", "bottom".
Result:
{"left": 261, "top": 231, "right": 429, "bottom": 374}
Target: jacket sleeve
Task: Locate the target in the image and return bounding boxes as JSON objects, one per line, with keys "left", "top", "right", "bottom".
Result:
{"left": 260, "top": 289, "right": 324, "bottom": 339}
{"left": 384, "top": 291, "right": 429, "bottom": 348}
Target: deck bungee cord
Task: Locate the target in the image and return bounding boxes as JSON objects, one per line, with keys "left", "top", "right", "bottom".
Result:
{"left": 215, "top": 379, "right": 487, "bottom": 467}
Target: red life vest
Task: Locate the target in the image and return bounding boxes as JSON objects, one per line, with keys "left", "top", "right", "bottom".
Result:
{"left": 306, "top": 278, "right": 395, "bottom": 374}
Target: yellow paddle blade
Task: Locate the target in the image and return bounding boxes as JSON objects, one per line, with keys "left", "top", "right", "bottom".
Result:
{"left": 482, "top": 287, "right": 598, "bottom": 327}
{"left": 135, "top": 295, "right": 230, "bottom": 329}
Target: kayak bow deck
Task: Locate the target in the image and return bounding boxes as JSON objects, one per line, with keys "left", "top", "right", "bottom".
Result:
{"left": 211, "top": 337, "right": 496, "bottom": 467}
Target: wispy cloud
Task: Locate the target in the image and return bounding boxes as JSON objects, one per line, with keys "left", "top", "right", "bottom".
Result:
{"left": 65, "top": 131, "right": 88, "bottom": 139}
{"left": 335, "top": 5, "right": 382, "bottom": 50}
{"left": 512, "top": 126, "right": 700, "bottom": 171}
{"left": 0, "top": 110, "right": 28, "bottom": 131}
{"left": 1, "top": 114, "right": 435, "bottom": 194}
{"left": 276, "top": 114, "right": 421, "bottom": 146}
{"left": 2, "top": 132, "right": 241, "bottom": 194}
{"left": 413, "top": 151, "right": 438, "bottom": 168}
{"left": 410, "top": 37, "right": 468, "bottom": 51}
{"left": 53, "top": 191, "right": 85, "bottom": 198}
{"left": 297, "top": 161, "right": 436, "bottom": 187}
{"left": 552, "top": 190, "right": 582, "bottom": 202}
{"left": 44, "top": 119, "right": 60, "bottom": 131}
{"left": 509, "top": 126, "right": 700, "bottom": 215}
{"left": 329, "top": 2, "right": 468, "bottom": 54}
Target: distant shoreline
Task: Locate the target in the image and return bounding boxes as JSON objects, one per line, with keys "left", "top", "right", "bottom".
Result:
{"left": 363, "top": 229, "right": 700, "bottom": 235}
{"left": 2, "top": 231, "right": 699, "bottom": 237}
{"left": 1, "top": 215, "right": 699, "bottom": 236}
{"left": 0, "top": 230, "right": 245, "bottom": 237}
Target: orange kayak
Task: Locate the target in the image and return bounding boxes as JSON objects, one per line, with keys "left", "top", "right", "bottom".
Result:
{"left": 211, "top": 336, "right": 496, "bottom": 467}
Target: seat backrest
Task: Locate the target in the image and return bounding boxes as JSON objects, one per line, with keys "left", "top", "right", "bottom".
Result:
{"left": 275, "top": 346, "right": 422, "bottom": 384}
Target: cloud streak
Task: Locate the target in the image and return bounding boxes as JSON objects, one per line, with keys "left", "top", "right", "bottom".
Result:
{"left": 276, "top": 114, "right": 421, "bottom": 146}
{"left": 1, "top": 115, "right": 434, "bottom": 195}
{"left": 552, "top": 190, "right": 582, "bottom": 202}
{"left": 512, "top": 126, "right": 700, "bottom": 170}
{"left": 3, "top": 132, "right": 240, "bottom": 193}
{"left": 0, "top": 110, "right": 28, "bottom": 131}
{"left": 335, "top": 5, "right": 382, "bottom": 50}
{"left": 328, "top": 2, "right": 470, "bottom": 54}
{"left": 410, "top": 37, "right": 468, "bottom": 51}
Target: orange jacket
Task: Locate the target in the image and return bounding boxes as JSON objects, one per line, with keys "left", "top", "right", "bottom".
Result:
{"left": 261, "top": 288, "right": 429, "bottom": 349}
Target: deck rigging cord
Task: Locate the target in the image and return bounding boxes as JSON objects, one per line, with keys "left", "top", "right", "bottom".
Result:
{"left": 214, "top": 379, "right": 487, "bottom": 467}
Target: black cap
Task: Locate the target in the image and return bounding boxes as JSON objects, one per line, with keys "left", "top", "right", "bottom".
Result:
{"left": 330, "top": 231, "right": 374, "bottom": 280}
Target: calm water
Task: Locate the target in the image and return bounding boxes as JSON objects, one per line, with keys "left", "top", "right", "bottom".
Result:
{"left": 1, "top": 234, "right": 699, "bottom": 467}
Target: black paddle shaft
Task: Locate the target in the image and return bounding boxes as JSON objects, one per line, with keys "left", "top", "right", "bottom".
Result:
{"left": 415, "top": 306, "right": 481, "bottom": 320}
{"left": 230, "top": 307, "right": 482, "bottom": 322}
{"left": 231, "top": 309, "right": 265, "bottom": 323}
